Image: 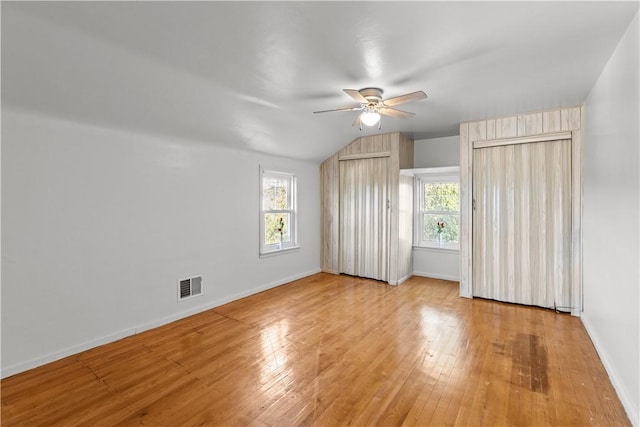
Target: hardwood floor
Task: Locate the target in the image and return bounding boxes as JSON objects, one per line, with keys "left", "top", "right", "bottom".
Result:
{"left": 1, "top": 273, "right": 629, "bottom": 426}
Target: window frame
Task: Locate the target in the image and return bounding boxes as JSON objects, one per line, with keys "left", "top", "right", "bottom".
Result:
{"left": 414, "top": 166, "right": 460, "bottom": 251}
{"left": 259, "top": 167, "right": 299, "bottom": 256}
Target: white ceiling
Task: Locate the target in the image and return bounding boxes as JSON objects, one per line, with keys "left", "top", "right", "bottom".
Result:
{"left": 3, "top": 2, "right": 638, "bottom": 162}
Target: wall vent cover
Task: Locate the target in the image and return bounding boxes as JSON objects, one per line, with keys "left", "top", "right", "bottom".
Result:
{"left": 178, "top": 276, "right": 203, "bottom": 300}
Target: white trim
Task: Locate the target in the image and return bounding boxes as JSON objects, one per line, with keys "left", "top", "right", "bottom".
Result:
{"left": 259, "top": 245, "right": 301, "bottom": 258}
{"left": 413, "top": 245, "right": 459, "bottom": 254}
{"left": 581, "top": 316, "right": 638, "bottom": 426}
{"left": 459, "top": 288, "right": 473, "bottom": 299}
{"left": 472, "top": 131, "right": 572, "bottom": 149}
{"left": 259, "top": 167, "right": 297, "bottom": 255}
{"left": 338, "top": 151, "right": 391, "bottom": 161}
{"left": 413, "top": 271, "right": 460, "bottom": 283}
{"left": 0, "top": 268, "right": 321, "bottom": 379}
{"left": 389, "top": 272, "right": 413, "bottom": 286}
{"left": 570, "top": 128, "right": 583, "bottom": 317}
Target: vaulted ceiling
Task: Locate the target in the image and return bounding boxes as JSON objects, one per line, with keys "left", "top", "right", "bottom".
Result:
{"left": 2, "top": 2, "right": 638, "bottom": 161}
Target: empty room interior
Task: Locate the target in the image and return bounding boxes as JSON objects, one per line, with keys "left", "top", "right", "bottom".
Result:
{"left": 2, "top": 2, "right": 639, "bottom": 426}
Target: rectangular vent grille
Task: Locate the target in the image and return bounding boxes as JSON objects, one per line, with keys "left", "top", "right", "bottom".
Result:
{"left": 178, "top": 276, "right": 203, "bottom": 300}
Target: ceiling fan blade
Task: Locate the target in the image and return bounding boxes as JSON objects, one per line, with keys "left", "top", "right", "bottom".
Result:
{"left": 313, "top": 106, "right": 362, "bottom": 114}
{"left": 379, "top": 107, "right": 415, "bottom": 119}
{"left": 352, "top": 113, "right": 363, "bottom": 127}
{"left": 343, "top": 89, "right": 369, "bottom": 104}
{"left": 382, "top": 90, "right": 427, "bottom": 107}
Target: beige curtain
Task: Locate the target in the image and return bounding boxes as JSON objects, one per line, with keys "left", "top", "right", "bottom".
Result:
{"left": 339, "top": 157, "right": 389, "bottom": 281}
{"left": 473, "top": 139, "right": 572, "bottom": 310}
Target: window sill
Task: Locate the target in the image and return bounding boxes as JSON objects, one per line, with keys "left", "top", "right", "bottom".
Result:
{"left": 413, "top": 245, "right": 460, "bottom": 254}
{"left": 259, "top": 246, "right": 301, "bottom": 258}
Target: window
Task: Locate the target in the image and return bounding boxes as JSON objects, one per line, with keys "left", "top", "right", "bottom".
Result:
{"left": 260, "top": 168, "right": 297, "bottom": 255}
{"left": 415, "top": 167, "right": 460, "bottom": 250}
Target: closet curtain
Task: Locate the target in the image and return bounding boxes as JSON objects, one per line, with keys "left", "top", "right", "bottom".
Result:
{"left": 339, "top": 157, "right": 389, "bottom": 281}
{"left": 472, "top": 139, "right": 572, "bottom": 310}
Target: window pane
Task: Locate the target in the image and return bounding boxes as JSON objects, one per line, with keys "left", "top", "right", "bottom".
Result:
{"left": 423, "top": 183, "right": 459, "bottom": 212}
{"left": 263, "top": 176, "right": 289, "bottom": 210}
{"left": 422, "top": 213, "right": 460, "bottom": 246}
{"left": 264, "top": 213, "right": 291, "bottom": 245}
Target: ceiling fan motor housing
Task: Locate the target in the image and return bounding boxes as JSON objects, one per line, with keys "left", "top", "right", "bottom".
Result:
{"left": 359, "top": 87, "right": 384, "bottom": 104}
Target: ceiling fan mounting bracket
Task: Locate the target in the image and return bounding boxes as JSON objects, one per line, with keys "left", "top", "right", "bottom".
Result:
{"left": 358, "top": 87, "right": 384, "bottom": 104}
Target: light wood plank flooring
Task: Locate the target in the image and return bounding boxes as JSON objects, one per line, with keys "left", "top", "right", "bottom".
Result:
{"left": 1, "top": 273, "right": 629, "bottom": 426}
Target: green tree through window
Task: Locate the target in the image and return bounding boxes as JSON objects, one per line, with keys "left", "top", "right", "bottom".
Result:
{"left": 415, "top": 170, "right": 460, "bottom": 249}
{"left": 261, "top": 170, "right": 296, "bottom": 254}
{"left": 423, "top": 183, "right": 459, "bottom": 244}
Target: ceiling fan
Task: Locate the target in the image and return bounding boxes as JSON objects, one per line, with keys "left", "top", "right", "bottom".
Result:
{"left": 313, "top": 87, "right": 427, "bottom": 130}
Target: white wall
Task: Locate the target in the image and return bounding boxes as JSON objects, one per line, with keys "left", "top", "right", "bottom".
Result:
{"left": 412, "top": 136, "right": 460, "bottom": 282}
{"left": 1, "top": 108, "right": 321, "bottom": 377}
{"left": 582, "top": 12, "right": 639, "bottom": 425}
{"left": 412, "top": 248, "right": 460, "bottom": 282}
{"left": 414, "top": 136, "right": 459, "bottom": 168}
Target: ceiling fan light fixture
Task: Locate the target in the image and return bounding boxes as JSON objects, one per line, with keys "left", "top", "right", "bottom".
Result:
{"left": 361, "top": 110, "right": 380, "bottom": 126}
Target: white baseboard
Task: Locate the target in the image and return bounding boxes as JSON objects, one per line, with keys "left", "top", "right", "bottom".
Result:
{"left": 459, "top": 290, "right": 473, "bottom": 299}
{"left": 0, "top": 268, "right": 321, "bottom": 379}
{"left": 1, "top": 328, "right": 137, "bottom": 379}
{"left": 413, "top": 270, "right": 460, "bottom": 283}
{"left": 388, "top": 272, "right": 413, "bottom": 286}
{"left": 581, "top": 316, "right": 638, "bottom": 426}
{"left": 134, "top": 268, "right": 321, "bottom": 335}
